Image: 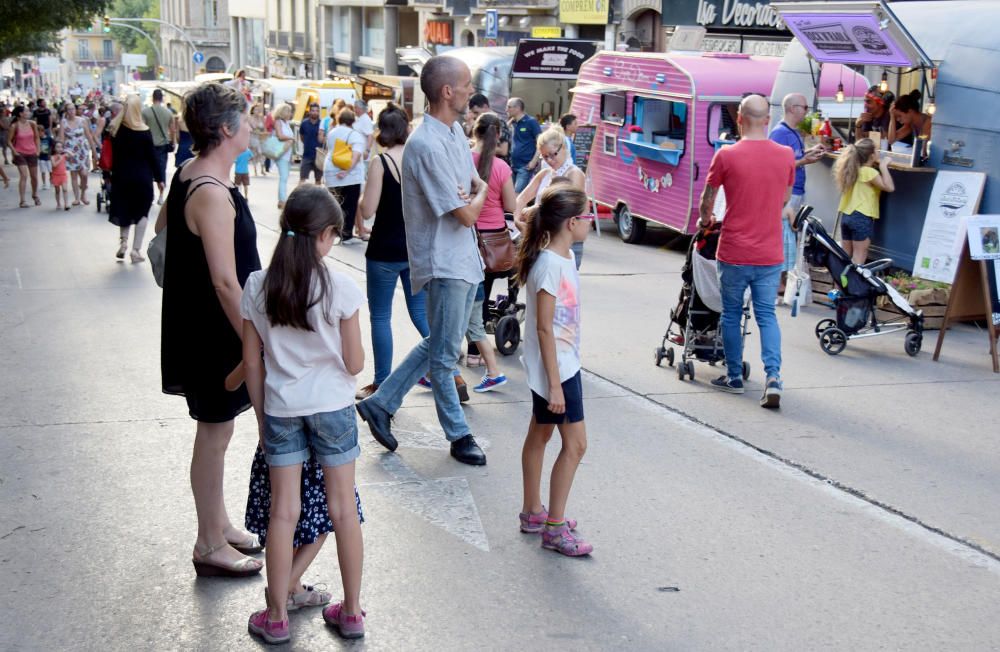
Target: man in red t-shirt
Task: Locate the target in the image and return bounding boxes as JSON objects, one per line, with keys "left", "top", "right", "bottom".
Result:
{"left": 699, "top": 94, "right": 795, "bottom": 408}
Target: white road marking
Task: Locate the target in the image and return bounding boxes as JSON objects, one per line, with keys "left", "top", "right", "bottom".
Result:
{"left": 582, "top": 370, "right": 1000, "bottom": 574}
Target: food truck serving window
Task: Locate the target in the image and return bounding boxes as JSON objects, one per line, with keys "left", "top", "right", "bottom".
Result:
{"left": 632, "top": 97, "right": 687, "bottom": 149}
{"left": 601, "top": 91, "right": 626, "bottom": 126}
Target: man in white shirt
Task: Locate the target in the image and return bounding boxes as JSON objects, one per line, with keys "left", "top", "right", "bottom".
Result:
{"left": 352, "top": 99, "right": 374, "bottom": 159}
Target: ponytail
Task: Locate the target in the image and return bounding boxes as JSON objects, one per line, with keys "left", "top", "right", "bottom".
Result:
{"left": 833, "top": 138, "right": 875, "bottom": 195}
{"left": 515, "top": 205, "right": 545, "bottom": 285}
{"left": 263, "top": 185, "right": 344, "bottom": 331}
{"left": 473, "top": 113, "right": 502, "bottom": 182}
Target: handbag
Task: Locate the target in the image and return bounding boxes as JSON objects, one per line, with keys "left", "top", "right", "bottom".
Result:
{"left": 262, "top": 134, "right": 287, "bottom": 160}
{"left": 148, "top": 227, "right": 167, "bottom": 288}
{"left": 477, "top": 229, "right": 516, "bottom": 274}
{"left": 149, "top": 107, "right": 175, "bottom": 153}
{"left": 314, "top": 146, "right": 327, "bottom": 171}
{"left": 331, "top": 138, "right": 352, "bottom": 170}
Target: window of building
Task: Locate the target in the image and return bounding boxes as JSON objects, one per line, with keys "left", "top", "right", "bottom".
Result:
{"left": 103, "top": 40, "right": 114, "bottom": 60}
{"left": 335, "top": 7, "right": 350, "bottom": 54}
{"left": 204, "top": 0, "right": 218, "bottom": 27}
{"left": 362, "top": 8, "right": 384, "bottom": 59}
{"left": 245, "top": 19, "right": 265, "bottom": 67}
{"left": 78, "top": 40, "right": 90, "bottom": 60}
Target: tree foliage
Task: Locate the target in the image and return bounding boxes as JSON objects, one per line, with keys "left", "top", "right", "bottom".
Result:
{"left": 108, "top": 0, "right": 160, "bottom": 70}
{"left": 0, "top": 0, "right": 112, "bottom": 60}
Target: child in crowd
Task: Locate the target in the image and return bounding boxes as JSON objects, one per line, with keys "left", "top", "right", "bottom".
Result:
{"left": 234, "top": 147, "right": 252, "bottom": 199}
{"left": 50, "top": 140, "right": 69, "bottom": 211}
{"left": 516, "top": 184, "right": 593, "bottom": 557}
{"left": 242, "top": 185, "right": 367, "bottom": 644}
{"left": 833, "top": 138, "right": 895, "bottom": 264}
{"left": 37, "top": 132, "right": 52, "bottom": 190}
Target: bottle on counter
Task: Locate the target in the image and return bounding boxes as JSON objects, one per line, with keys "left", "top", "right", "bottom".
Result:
{"left": 819, "top": 118, "right": 833, "bottom": 148}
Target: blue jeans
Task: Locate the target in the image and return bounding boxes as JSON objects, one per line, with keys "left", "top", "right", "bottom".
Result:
{"left": 718, "top": 262, "right": 782, "bottom": 381}
{"left": 276, "top": 156, "right": 290, "bottom": 201}
{"left": 513, "top": 166, "right": 534, "bottom": 193}
{"left": 366, "top": 259, "right": 429, "bottom": 386}
{"left": 369, "top": 278, "right": 477, "bottom": 441}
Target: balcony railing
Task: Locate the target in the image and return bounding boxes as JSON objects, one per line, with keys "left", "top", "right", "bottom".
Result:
{"left": 268, "top": 31, "right": 277, "bottom": 47}
{"left": 278, "top": 32, "right": 289, "bottom": 49}
{"left": 294, "top": 32, "right": 306, "bottom": 52}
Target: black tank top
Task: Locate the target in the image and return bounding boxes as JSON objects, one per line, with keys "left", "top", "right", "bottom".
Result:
{"left": 364, "top": 153, "right": 410, "bottom": 263}
{"left": 161, "top": 166, "right": 261, "bottom": 395}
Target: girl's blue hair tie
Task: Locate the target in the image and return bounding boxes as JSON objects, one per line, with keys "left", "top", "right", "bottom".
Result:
{"left": 285, "top": 230, "right": 295, "bottom": 237}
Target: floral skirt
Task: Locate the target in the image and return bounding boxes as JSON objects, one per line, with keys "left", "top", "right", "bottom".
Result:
{"left": 244, "top": 447, "right": 364, "bottom": 548}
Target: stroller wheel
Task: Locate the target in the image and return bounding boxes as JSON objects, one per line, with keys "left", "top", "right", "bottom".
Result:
{"left": 677, "top": 361, "right": 686, "bottom": 381}
{"left": 742, "top": 361, "right": 750, "bottom": 381}
{"left": 819, "top": 327, "right": 847, "bottom": 355}
{"left": 495, "top": 315, "right": 520, "bottom": 356}
{"left": 654, "top": 347, "right": 666, "bottom": 367}
{"left": 666, "top": 347, "right": 675, "bottom": 367}
{"left": 683, "top": 361, "right": 695, "bottom": 380}
{"left": 815, "top": 318, "right": 836, "bottom": 339}
{"left": 904, "top": 331, "right": 922, "bottom": 357}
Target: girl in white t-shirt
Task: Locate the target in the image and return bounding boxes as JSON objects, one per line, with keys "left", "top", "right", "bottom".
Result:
{"left": 515, "top": 185, "right": 594, "bottom": 557}
{"left": 241, "top": 185, "right": 368, "bottom": 643}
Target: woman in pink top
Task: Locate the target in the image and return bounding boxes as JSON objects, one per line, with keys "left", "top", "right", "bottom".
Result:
{"left": 7, "top": 106, "right": 41, "bottom": 207}
{"left": 467, "top": 113, "right": 517, "bottom": 376}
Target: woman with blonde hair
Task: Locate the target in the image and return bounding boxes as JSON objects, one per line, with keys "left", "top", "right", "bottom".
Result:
{"left": 109, "top": 94, "right": 163, "bottom": 262}
{"left": 515, "top": 126, "right": 587, "bottom": 268}
{"left": 272, "top": 103, "right": 295, "bottom": 209}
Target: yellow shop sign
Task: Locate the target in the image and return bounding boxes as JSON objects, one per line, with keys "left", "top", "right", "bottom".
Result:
{"left": 559, "top": 0, "right": 608, "bottom": 24}
{"left": 532, "top": 26, "right": 564, "bottom": 38}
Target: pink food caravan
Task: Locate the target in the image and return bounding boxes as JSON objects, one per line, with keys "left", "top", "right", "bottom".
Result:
{"left": 569, "top": 51, "right": 864, "bottom": 242}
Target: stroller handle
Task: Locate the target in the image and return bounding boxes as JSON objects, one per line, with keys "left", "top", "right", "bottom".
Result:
{"left": 861, "top": 258, "right": 893, "bottom": 273}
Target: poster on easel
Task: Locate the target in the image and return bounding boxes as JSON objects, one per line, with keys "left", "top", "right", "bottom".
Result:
{"left": 967, "top": 215, "right": 1000, "bottom": 326}
{"left": 913, "top": 171, "right": 987, "bottom": 283}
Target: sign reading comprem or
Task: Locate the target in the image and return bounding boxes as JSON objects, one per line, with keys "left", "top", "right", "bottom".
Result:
{"left": 511, "top": 39, "right": 599, "bottom": 79}
{"left": 559, "top": 0, "right": 608, "bottom": 25}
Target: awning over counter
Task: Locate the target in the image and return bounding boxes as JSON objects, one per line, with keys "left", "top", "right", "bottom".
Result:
{"left": 771, "top": 1, "right": 932, "bottom": 68}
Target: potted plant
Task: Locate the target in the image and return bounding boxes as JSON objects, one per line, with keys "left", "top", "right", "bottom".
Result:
{"left": 627, "top": 125, "right": 643, "bottom": 142}
{"left": 877, "top": 271, "right": 952, "bottom": 329}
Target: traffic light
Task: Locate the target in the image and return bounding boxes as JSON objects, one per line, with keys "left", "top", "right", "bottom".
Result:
{"left": 103, "top": 16, "right": 111, "bottom": 32}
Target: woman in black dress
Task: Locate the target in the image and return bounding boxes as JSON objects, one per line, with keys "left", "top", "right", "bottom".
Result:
{"left": 109, "top": 94, "right": 162, "bottom": 262}
{"left": 155, "top": 82, "right": 264, "bottom": 578}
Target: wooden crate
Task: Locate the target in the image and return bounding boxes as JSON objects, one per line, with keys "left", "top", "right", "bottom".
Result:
{"left": 875, "top": 302, "right": 948, "bottom": 331}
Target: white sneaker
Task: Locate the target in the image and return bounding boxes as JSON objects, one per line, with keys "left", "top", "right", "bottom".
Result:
{"left": 156, "top": 196, "right": 164, "bottom": 205}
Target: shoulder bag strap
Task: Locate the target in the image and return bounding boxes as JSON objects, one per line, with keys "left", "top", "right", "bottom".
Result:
{"left": 150, "top": 107, "right": 168, "bottom": 143}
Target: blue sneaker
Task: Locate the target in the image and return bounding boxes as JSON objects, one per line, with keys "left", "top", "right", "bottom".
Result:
{"left": 710, "top": 376, "right": 744, "bottom": 394}
{"left": 473, "top": 374, "right": 508, "bottom": 393}
{"left": 416, "top": 376, "right": 432, "bottom": 389}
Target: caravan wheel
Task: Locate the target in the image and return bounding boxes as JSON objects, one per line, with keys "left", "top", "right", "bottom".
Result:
{"left": 615, "top": 204, "right": 646, "bottom": 244}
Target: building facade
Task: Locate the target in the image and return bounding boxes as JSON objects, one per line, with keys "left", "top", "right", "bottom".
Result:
{"left": 230, "top": 0, "right": 269, "bottom": 77}
{"left": 61, "top": 20, "right": 123, "bottom": 93}
{"left": 161, "top": 0, "right": 232, "bottom": 79}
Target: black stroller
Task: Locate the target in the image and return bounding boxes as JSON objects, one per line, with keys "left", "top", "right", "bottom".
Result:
{"left": 487, "top": 278, "right": 524, "bottom": 356}
{"left": 798, "top": 210, "right": 924, "bottom": 356}
{"left": 655, "top": 224, "right": 751, "bottom": 381}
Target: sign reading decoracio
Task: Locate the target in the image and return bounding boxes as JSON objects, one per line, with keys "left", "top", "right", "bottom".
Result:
{"left": 663, "top": 0, "right": 788, "bottom": 32}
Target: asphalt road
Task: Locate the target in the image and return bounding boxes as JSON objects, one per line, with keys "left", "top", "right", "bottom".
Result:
{"left": 1, "top": 164, "right": 998, "bottom": 650}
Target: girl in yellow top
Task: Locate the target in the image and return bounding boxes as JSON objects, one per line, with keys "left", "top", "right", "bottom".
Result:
{"left": 833, "top": 138, "right": 895, "bottom": 264}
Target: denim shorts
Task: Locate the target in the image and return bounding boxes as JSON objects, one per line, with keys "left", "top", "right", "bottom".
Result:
{"left": 264, "top": 405, "right": 360, "bottom": 468}
{"left": 531, "top": 371, "right": 584, "bottom": 424}
{"left": 841, "top": 210, "right": 874, "bottom": 242}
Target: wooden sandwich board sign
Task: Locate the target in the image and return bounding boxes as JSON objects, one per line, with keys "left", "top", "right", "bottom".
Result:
{"left": 932, "top": 238, "right": 1000, "bottom": 373}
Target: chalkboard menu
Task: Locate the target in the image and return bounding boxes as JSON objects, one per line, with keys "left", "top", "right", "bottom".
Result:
{"left": 573, "top": 124, "right": 597, "bottom": 172}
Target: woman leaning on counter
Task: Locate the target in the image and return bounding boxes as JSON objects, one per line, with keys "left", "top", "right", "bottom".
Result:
{"left": 888, "top": 90, "right": 933, "bottom": 147}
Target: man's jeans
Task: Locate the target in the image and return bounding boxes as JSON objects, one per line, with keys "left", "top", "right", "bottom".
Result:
{"left": 365, "top": 260, "right": 428, "bottom": 386}
{"left": 513, "top": 166, "right": 533, "bottom": 193}
{"left": 369, "top": 278, "right": 477, "bottom": 442}
{"left": 718, "top": 262, "right": 782, "bottom": 381}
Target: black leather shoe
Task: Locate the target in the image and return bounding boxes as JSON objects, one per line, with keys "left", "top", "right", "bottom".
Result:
{"left": 356, "top": 399, "right": 397, "bottom": 452}
{"left": 450, "top": 434, "right": 486, "bottom": 466}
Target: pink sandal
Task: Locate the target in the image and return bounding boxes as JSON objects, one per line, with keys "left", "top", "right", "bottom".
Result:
{"left": 541, "top": 523, "right": 593, "bottom": 557}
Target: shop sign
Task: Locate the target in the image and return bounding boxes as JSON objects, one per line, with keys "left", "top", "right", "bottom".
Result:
{"left": 425, "top": 21, "right": 453, "bottom": 46}
{"left": 560, "top": 0, "right": 608, "bottom": 25}
{"left": 913, "top": 171, "right": 987, "bottom": 283}
{"left": 532, "top": 26, "right": 564, "bottom": 38}
{"left": 663, "top": 0, "right": 786, "bottom": 32}
{"left": 781, "top": 13, "right": 909, "bottom": 66}
{"left": 511, "top": 39, "right": 599, "bottom": 79}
